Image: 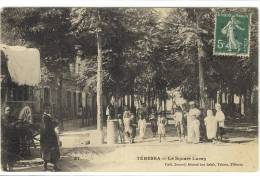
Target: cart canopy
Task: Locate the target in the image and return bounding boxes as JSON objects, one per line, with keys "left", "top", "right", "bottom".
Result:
{"left": 1, "top": 44, "right": 41, "bottom": 86}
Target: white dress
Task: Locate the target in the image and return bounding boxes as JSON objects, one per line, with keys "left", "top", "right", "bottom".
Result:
{"left": 138, "top": 119, "right": 147, "bottom": 139}
{"left": 123, "top": 111, "right": 131, "bottom": 134}
{"left": 187, "top": 108, "right": 201, "bottom": 142}
{"left": 204, "top": 116, "right": 217, "bottom": 139}
{"left": 157, "top": 117, "right": 166, "bottom": 135}
{"left": 215, "top": 111, "right": 225, "bottom": 128}
{"left": 174, "top": 112, "right": 183, "bottom": 124}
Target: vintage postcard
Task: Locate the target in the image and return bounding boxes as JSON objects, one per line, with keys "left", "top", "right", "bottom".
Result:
{"left": 0, "top": 5, "right": 258, "bottom": 173}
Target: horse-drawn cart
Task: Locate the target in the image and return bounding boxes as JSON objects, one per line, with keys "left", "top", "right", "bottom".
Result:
{"left": 1, "top": 44, "right": 41, "bottom": 157}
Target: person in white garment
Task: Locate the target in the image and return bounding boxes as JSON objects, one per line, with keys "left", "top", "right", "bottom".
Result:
{"left": 118, "top": 118, "right": 125, "bottom": 144}
{"left": 187, "top": 101, "right": 201, "bottom": 144}
{"left": 204, "top": 109, "right": 217, "bottom": 142}
{"left": 123, "top": 106, "right": 132, "bottom": 143}
{"left": 138, "top": 117, "right": 147, "bottom": 142}
{"left": 157, "top": 114, "right": 167, "bottom": 143}
{"left": 173, "top": 106, "right": 184, "bottom": 142}
{"left": 215, "top": 103, "right": 225, "bottom": 141}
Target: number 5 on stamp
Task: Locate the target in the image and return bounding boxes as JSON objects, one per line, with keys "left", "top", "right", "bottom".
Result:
{"left": 213, "top": 13, "right": 250, "bottom": 57}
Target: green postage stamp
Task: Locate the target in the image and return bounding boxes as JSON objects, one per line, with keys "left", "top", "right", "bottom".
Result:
{"left": 214, "top": 13, "right": 250, "bottom": 57}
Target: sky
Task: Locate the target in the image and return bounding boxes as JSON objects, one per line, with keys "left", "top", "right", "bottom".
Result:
{"left": 155, "top": 8, "right": 172, "bottom": 18}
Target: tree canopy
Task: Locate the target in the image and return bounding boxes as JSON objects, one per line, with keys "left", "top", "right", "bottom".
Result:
{"left": 1, "top": 8, "right": 258, "bottom": 105}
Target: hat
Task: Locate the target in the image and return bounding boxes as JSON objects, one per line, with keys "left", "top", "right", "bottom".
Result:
{"left": 4, "top": 106, "right": 10, "bottom": 114}
{"left": 189, "top": 101, "right": 195, "bottom": 105}
{"left": 215, "top": 103, "right": 221, "bottom": 108}
{"left": 207, "top": 109, "right": 213, "bottom": 116}
{"left": 43, "top": 112, "right": 51, "bottom": 117}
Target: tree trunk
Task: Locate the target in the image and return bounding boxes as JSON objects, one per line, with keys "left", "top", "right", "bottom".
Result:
{"left": 96, "top": 16, "right": 103, "bottom": 133}
{"left": 58, "top": 75, "right": 64, "bottom": 130}
{"left": 241, "top": 94, "right": 245, "bottom": 116}
{"left": 114, "top": 86, "right": 120, "bottom": 119}
{"left": 159, "top": 97, "right": 162, "bottom": 113}
{"left": 163, "top": 98, "right": 167, "bottom": 117}
{"left": 148, "top": 85, "right": 151, "bottom": 111}
{"left": 127, "top": 95, "right": 130, "bottom": 107}
{"left": 122, "top": 96, "right": 125, "bottom": 107}
{"left": 244, "top": 89, "right": 251, "bottom": 118}
{"left": 197, "top": 40, "right": 207, "bottom": 112}
{"left": 156, "top": 92, "right": 161, "bottom": 113}
{"left": 196, "top": 11, "right": 207, "bottom": 113}
{"left": 131, "top": 93, "right": 135, "bottom": 110}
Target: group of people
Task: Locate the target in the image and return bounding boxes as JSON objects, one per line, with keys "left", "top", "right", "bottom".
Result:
{"left": 1, "top": 106, "right": 61, "bottom": 172}
{"left": 114, "top": 106, "right": 168, "bottom": 144}
{"left": 1, "top": 101, "right": 225, "bottom": 171}
{"left": 149, "top": 109, "right": 168, "bottom": 143}
{"left": 112, "top": 101, "right": 226, "bottom": 144}
{"left": 173, "top": 101, "right": 225, "bottom": 144}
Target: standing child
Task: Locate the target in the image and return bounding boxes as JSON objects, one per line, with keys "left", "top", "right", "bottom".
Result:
{"left": 173, "top": 107, "right": 184, "bottom": 142}
{"left": 130, "top": 113, "right": 137, "bottom": 143}
{"left": 157, "top": 114, "right": 167, "bottom": 143}
{"left": 149, "top": 109, "right": 157, "bottom": 138}
{"left": 123, "top": 107, "right": 132, "bottom": 143}
{"left": 204, "top": 109, "right": 217, "bottom": 142}
{"left": 215, "top": 104, "right": 225, "bottom": 141}
{"left": 118, "top": 117, "right": 125, "bottom": 144}
{"left": 182, "top": 105, "right": 188, "bottom": 141}
{"left": 138, "top": 117, "right": 147, "bottom": 142}
{"left": 188, "top": 101, "right": 201, "bottom": 144}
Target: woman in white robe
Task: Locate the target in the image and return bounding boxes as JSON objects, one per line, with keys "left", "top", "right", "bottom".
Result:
{"left": 138, "top": 117, "right": 147, "bottom": 141}
{"left": 204, "top": 110, "right": 217, "bottom": 141}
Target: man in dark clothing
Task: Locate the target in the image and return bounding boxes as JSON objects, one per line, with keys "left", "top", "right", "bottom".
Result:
{"left": 1, "top": 106, "right": 20, "bottom": 171}
{"left": 129, "top": 113, "right": 137, "bottom": 143}
{"left": 150, "top": 109, "right": 158, "bottom": 138}
{"left": 40, "top": 108, "right": 60, "bottom": 171}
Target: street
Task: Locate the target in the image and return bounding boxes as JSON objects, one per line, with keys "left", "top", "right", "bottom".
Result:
{"left": 13, "top": 120, "right": 258, "bottom": 172}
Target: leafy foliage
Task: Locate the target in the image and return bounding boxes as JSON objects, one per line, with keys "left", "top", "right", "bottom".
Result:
{"left": 1, "top": 8, "right": 258, "bottom": 104}
{"left": 1, "top": 8, "right": 75, "bottom": 73}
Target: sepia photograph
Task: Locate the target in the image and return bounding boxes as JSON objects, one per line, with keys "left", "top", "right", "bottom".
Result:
{"left": 0, "top": 5, "right": 258, "bottom": 173}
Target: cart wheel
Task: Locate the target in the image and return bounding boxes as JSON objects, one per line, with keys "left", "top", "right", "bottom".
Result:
{"left": 18, "top": 106, "right": 33, "bottom": 123}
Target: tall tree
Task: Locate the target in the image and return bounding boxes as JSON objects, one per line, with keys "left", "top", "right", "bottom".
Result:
{"left": 161, "top": 8, "right": 214, "bottom": 110}
{"left": 70, "top": 8, "right": 152, "bottom": 142}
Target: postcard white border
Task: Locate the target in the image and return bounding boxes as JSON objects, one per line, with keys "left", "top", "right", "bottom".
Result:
{"left": 0, "top": 1, "right": 259, "bottom": 176}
